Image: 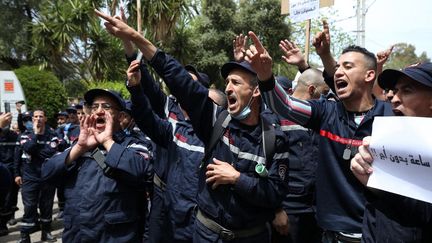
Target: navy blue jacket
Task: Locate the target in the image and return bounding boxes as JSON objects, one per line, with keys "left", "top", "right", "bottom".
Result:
{"left": 127, "top": 54, "right": 185, "bottom": 184}
{"left": 41, "top": 131, "right": 152, "bottom": 242}
{"left": 0, "top": 129, "right": 19, "bottom": 169}
{"left": 362, "top": 189, "right": 432, "bottom": 242}
{"left": 14, "top": 128, "right": 59, "bottom": 182}
{"left": 279, "top": 119, "right": 319, "bottom": 214}
{"left": 148, "top": 50, "right": 290, "bottom": 229}
{"left": 56, "top": 123, "right": 80, "bottom": 152}
{"left": 129, "top": 83, "right": 203, "bottom": 240}
{"left": 260, "top": 77, "right": 394, "bottom": 232}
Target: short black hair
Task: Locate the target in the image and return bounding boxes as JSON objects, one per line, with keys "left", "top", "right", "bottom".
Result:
{"left": 33, "top": 107, "right": 46, "bottom": 116}
{"left": 342, "top": 45, "right": 377, "bottom": 71}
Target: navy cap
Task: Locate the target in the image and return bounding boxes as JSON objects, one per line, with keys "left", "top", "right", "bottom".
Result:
{"left": 185, "top": 65, "right": 210, "bottom": 88}
{"left": 66, "top": 106, "right": 77, "bottom": 114}
{"left": 221, "top": 61, "right": 257, "bottom": 79}
{"left": 22, "top": 111, "right": 32, "bottom": 119}
{"left": 55, "top": 111, "right": 68, "bottom": 118}
{"left": 276, "top": 76, "right": 292, "bottom": 91}
{"left": 84, "top": 89, "right": 126, "bottom": 110}
{"left": 378, "top": 62, "right": 432, "bottom": 90}
{"left": 124, "top": 100, "right": 133, "bottom": 114}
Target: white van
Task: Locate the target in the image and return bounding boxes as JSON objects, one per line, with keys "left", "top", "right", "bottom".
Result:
{"left": 0, "top": 71, "right": 27, "bottom": 122}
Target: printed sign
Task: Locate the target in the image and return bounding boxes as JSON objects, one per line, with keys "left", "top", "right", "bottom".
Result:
{"left": 367, "top": 117, "right": 432, "bottom": 203}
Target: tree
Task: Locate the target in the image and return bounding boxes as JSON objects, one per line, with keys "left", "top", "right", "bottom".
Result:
{"left": 14, "top": 66, "right": 68, "bottom": 125}
{"left": 384, "top": 43, "right": 430, "bottom": 70}
{"left": 87, "top": 80, "right": 131, "bottom": 99}
{"left": 30, "top": 0, "right": 129, "bottom": 83}
{"left": 0, "top": 0, "right": 41, "bottom": 69}
{"left": 189, "top": 0, "right": 238, "bottom": 88}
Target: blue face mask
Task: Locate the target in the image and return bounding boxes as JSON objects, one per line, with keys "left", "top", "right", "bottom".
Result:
{"left": 25, "top": 121, "right": 33, "bottom": 131}
{"left": 231, "top": 88, "right": 256, "bottom": 121}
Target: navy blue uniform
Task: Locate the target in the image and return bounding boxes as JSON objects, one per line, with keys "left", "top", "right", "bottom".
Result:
{"left": 127, "top": 54, "right": 187, "bottom": 243}
{"left": 272, "top": 119, "right": 322, "bottom": 243}
{"left": 129, "top": 79, "right": 205, "bottom": 242}
{"left": 0, "top": 129, "right": 19, "bottom": 228}
{"left": 56, "top": 123, "right": 80, "bottom": 152}
{"left": 148, "top": 50, "right": 290, "bottom": 242}
{"left": 361, "top": 190, "right": 432, "bottom": 242}
{"left": 41, "top": 131, "right": 152, "bottom": 242}
{"left": 260, "top": 77, "right": 394, "bottom": 234}
{"left": 14, "top": 128, "right": 59, "bottom": 233}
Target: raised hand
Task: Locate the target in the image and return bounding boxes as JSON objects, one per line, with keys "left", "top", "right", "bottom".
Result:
{"left": 245, "top": 31, "right": 273, "bottom": 81}
{"left": 90, "top": 112, "right": 115, "bottom": 151}
{"left": 350, "top": 136, "right": 374, "bottom": 185}
{"left": 377, "top": 45, "right": 394, "bottom": 68}
{"left": 279, "top": 39, "right": 309, "bottom": 70}
{"left": 95, "top": 9, "right": 136, "bottom": 40}
{"left": 0, "top": 112, "right": 12, "bottom": 129}
{"left": 312, "top": 20, "right": 331, "bottom": 57}
{"left": 75, "top": 115, "right": 98, "bottom": 151}
{"left": 233, "top": 34, "right": 248, "bottom": 62}
{"left": 127, "top": 60, "right": 142, "bottom": 87}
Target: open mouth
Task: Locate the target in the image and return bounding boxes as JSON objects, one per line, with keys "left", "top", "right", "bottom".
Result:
{"left": 392, "top": 109, "right": 404, "bottom": 116}
{"left": 96, "top": 117, "right": 106, "bottom": 124}
{"left": 335, "top": 80, "right": 348, "bottom": 90}
{"left": 227, "top": 94, "right": 237, "bottom": 110}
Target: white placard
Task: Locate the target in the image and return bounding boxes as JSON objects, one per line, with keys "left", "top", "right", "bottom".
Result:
{"left": 289, "top": 0, "right": 320, "bottom": 23}
{"left": 367, "top": 116, "right": 432, "bottom": 203}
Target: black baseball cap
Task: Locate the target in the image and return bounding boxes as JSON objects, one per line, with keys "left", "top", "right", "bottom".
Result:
{"left": 378, "top": 62, "right": 432, "bottom": 90}
{"left": 55, "top": 111, "right": 68, "bottom": 118}
{"left": 185, "top": 65, "right": 210, "bottom": 88}
{"left": 276, "top": 76, "right": 292, "bottom": 91}
{"left": 221, "top": 61, "right": 257, "bottom": 79}
{"left": 66, "top": 106, "right": 77, "bottom": 114}
{"left": 84, "top": 89, "right": 126, "bottom": 110}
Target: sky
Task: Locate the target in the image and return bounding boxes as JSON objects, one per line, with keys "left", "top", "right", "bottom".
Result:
{"left": 319, "top": 0, "right": 432, "bottom": 57}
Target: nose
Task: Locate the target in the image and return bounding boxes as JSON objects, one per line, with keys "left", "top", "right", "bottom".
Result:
{"left": 334, "top": 66, "right": 344, "bottom": 78}
{"left": 225, "top": 82, "right": 233, "bottom": 95}
{"left": 390, "top": 90, "right": 401, "bottom": 106}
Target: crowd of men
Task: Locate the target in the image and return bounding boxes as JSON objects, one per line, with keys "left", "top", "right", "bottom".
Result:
{"left": 0, "top": 8, "right": 431, "bottom": 243}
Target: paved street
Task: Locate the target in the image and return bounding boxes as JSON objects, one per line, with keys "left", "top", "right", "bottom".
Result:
{"left": 0, "top": 191, "right": 63, "bottom": 243}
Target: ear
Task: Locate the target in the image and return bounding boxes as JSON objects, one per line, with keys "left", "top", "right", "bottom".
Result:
{"left": 365, "top": 69, "right": 376, "bottom": 83}
{"left": 117, "top": 111, "right": 126, "bottom": 122}
{"left": 308, "top": 85, "right": 316, "bottom": 96}
{"left": 252, "top": 86, "right": 261, "bottom": 98}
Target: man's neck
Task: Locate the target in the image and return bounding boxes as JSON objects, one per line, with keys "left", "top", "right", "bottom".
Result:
{"left": 342, "top": 94, "right": 375, "bottom": 112}
{"left": 239, "top": 104, "right": 260, "bottom": 126}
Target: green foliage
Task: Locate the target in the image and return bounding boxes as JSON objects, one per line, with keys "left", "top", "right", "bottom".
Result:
{"left": 64, "top": 80, "right": 88, "bottom": 98}
{"left": 236, "top": 0, "right": 290, "bottom": 58}
{"left": 87, "top": 80, "right": 130, "bottom": 100}
{"left": 384, "top": 43, "right": 431, "bottom": 70}
{"left": 0, "top": 0, "right": 41, "bottom": 69}
{"left": 189, "top": 0, "right": 237, "bottom": 88}
{"left": 14, "top": 66, "right": 67, "bottom": 124}
{"left": 235, "top": 0, "right": 292, "bottom": 80}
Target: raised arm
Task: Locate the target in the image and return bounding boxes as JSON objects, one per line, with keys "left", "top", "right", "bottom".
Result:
{"left": 279, "top": 39, "right": 310, "bottom": 72}
{"left": 126, "top": 60, "right": 173, "bottom": 146}
{"left": 233, "top": 34, "right": 248, "bottom": 62}
{"left": 374, "top": 45, "right": 394, "bottom": 100}
{"left": 246, "top": 31, "right": 314, "bottom": 127}
{"left": 312, "top": 20, "right": 337, "bottom": 78}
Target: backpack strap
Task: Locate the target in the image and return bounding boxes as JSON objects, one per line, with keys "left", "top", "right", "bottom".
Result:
{"left": 261, "top": 117, "right": 276, "bottom": 163}
{"left": 200, "top": 110, "right": 231, "bottom": 168}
